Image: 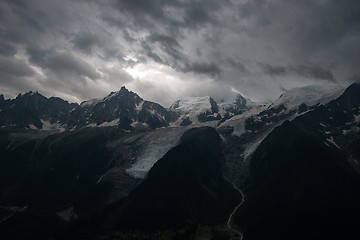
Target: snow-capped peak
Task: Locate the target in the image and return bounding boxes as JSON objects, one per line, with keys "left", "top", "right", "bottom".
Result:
{"left": 80, "top": 87, "right": 141, "bottom": 107}
{"left": 169, "top": 96, "right": 219, "bottom": 126}
{"left": 170, "top": 96, "right": 217, "bottom": 114}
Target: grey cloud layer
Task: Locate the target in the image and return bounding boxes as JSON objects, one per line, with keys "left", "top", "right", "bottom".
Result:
{"left": 0, "top": 0, "right": 359, "bottom": 105}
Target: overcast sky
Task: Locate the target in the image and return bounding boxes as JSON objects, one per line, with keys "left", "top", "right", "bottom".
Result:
{"left": 0, "top": 0, "right": 359, "bottom": 106}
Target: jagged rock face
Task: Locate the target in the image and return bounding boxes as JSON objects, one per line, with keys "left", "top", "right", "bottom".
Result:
{"left": 67, "top": 87, "right": 177, "bottom": 130}
{"left": 290, "top": 83, "right": 360, "bottom": 154}
{"left": 84, "top": 87, "right": 144, "bottom": 123}
{"left": 233, "top": 84, "right": 360, "bottom": 240}
{"left": 234, "top": 94, "right": 247, "bottom": 110}
{"left": 219, "top": 85, "right": 347, "bottom": 187}
{"left": 241, "top": 84, "right": 345, "bottom": 134}
{"left": 0, "top": 94, "right": 7, "bottom": 109}
{"left": 0, "top": 91, "right": 77, "bottom": 129}
{"left": 218, "top": 94, "right": 257, "bottom": 121}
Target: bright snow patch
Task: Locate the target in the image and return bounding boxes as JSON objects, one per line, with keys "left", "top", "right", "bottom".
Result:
{"left": 135, "top": 101, "right": 144, "bottom": 111}
{"left": 98, "top": 118, "right": 120, "bottom": 127}
{"left": 327, "top": 137, "right": 340, "bottom": 149}
{"left": 41, "top": 120, "right": 66, "bottom": 132}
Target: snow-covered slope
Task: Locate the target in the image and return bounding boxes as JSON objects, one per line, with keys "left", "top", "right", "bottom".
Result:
{"left": 220, "top": 84, "right": 345, "bottom": 137}
{"left": 271, "top": 84, "right": 344, "bottom": 110}
{"left": 219, "top": 84, "right": 347, "bottom": 164}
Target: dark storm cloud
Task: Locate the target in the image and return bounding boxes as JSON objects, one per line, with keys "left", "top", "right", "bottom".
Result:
{"left": 70, "top": 32, "right": 102, "bottom": 55}
{"left": 11, "top": 7, "right": 45, "bottom": 32}
{"left": 1, "top": 0, "right": 46, "bottom": 36}
{"left": 1, "top": 27, "right": 29, "bottom": 45}
{"left": 27, "top": 46, "right": 100, "bottom": 80}
{"left": 260, "top": 64, "right": 287, "bottom": 76}
{"left": 106, "top": 0, "right": 224, "bottom": 29}
{"left": 0, "top": 56, "right": 34, "bottom": 77}
{"left": 0, "top": 39, "right": 16, "bottom": 56}
{"left": 141, "top": 42, "right": 165, "bottom": 65}
{"left": 0, "top": 56, "right": 38, "bottom": 96}
{"left": 182, "top": 62, "right": 221, "bottom": 77}
{"left": 290, "top": 64, "right": 335, "bottom": 82}
{"left": 148, "top": 34, "right": 183, "bottom": 57}
{"left": 146, "top": 33, "right": 186, "bottom": 66}
{"left": 101, "top": 0, "right": 359, "bottom": 86}
{"left": 1, "top": 0, "right": 27, "bottom": 8}
{"left": 142, "top": 33, "right": 220, "bottom": 77}
{"left": 260, "top": 63, "right": 335, "bottom": 82}
{"left": 237, "top": 0, "right": 360, "bottom": 78}
{"left": 239, "top": 0, "right": 360, "bottom": 40}
{"left": 181, "top": 0, "right": 219, "bottom": 28}
{"left": 110, "top": 0, "right": 170, "bottom": 21}
{"left": 224, "top": 59, "right": 248, "bottom": 73}
{"left": 100, "top": 0, "right": 231, "bottom": 72}
{"left": 1, "top": 0, "right": 360, "bottom": 104}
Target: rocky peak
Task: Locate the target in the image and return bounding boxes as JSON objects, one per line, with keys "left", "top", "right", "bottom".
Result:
{"left": 338, "top": 82, "right": 360, "bottom": 108}
{"left": 104, "top": 87, "right": 142, "bottom": 104}
{"left": 0, "top": 94, "right": 6, "bottom": 109}
{"left": 234, "top": 94, "right": 247, "bottom": 109}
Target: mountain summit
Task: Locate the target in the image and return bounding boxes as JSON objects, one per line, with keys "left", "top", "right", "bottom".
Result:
{"left": 68, "top": 86, "right": 178, "bottom": 130}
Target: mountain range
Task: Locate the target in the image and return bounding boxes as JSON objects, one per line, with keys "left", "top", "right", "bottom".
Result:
{"left": 0, "top": 83, "right": 359, "bottom": 240}
{"left": 0, "top": 86, "right": 255, "bottom": 132}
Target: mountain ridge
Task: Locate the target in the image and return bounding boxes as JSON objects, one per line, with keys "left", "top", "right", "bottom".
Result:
{"left": 0, "top": 86, "right": 259, "bottom": 131}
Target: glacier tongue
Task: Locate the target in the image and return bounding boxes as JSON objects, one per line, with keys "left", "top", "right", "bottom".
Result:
{"left": 126, "top": 127, "right": 188, "bottom": 179}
